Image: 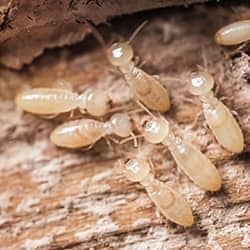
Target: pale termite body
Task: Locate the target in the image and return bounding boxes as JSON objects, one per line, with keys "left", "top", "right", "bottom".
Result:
{"left": 50, "top": 113, "right": 133, "bottom": 148}
{"left": 215, "top": 20, "right": 250, "bottom": 46}
{"left": 124, "top": 158, "right": 194, "bottom": 226}
{"left": 16, "top": 88, "right": 110, "bottom": 117}
{"left": 142, "top": 117, "right": 221, "bottom": 191}
{"left": 189, "top": 71, "right": 244, "bottom": 153}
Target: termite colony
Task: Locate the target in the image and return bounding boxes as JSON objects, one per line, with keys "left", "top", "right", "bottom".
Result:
{"left": 16, "top": 19, "right": 248, "bottom": 227}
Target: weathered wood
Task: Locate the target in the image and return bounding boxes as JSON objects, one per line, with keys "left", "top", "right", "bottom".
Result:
{"left": 0, "top": 3, "right": 250, "bottom": 250}
{"left": 0, "top": 0, "right": 210, "bottom": 69}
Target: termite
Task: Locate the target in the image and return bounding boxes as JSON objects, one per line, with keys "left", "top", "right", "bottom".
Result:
{"left": 15, "top": 87, "right": 110, "bottom": 117}
{"left": 50, "top": 113, "right": 133, "bottom": 148}
{"left": 189, "top": 71, "right": 244, "bottom": 153}
{"left": 215, "top": 20, "right": 250, "bottom": 46}
{"left": 86, "top": 20, "right": 171, "bottom": 112}
{"left": 123, "top": 157, "right": 194, "bottom": 226}
{"left": 142, "top": 116, "right": 221, "bottom": 191}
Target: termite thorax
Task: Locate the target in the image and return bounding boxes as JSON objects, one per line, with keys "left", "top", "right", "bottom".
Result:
{"left": 120, "top": 62, "right": 137, "bottom": 76}
{"left": 199, "top": 91, "right": 218, "bottom": 111}
{"left": 140, "top": 173, "right": 157, "bottom": 190}
{"left": 103, "top": 121, "right": 113, "bottom": 135}
{"left": 162, "top": 130, "right": 185, "bottom": 152}
{"left": 76, "top": 91, "right": 89, "bottom": 109}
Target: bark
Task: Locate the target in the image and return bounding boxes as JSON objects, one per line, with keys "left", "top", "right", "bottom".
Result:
{"left": 0, "top": 1, "right": 250, "bottom": 250}
{"left": 0, "top": 0, "right": 210, "bottom": 69}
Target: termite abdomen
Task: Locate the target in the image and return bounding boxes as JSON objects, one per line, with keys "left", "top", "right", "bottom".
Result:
{"left": 16, "top": 88, "right": 78, "bottom": 115}
{"left": 215, "top": 20, "right": 250, "bottom": 46}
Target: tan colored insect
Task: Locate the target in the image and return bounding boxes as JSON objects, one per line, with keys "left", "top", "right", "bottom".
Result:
{"left": 123, "top": 157, "right": 193, "bottom": 226}
{"left": 50, "top": 113, "right": 133, "bottom": 148}
{"left": 86, "top": 20, "right": 170, "bottom": 112}
{"left": 15, "top": 87, "right": 110, "bottom": 117}
{"left": 215, "top": 20, "right": 250, "bottom": 46}
{"left": 189, "top": 71, "right": 244, "bottom": 153}
{"left": 142, "top": 116, "right": 221, "bottom": 191}
{"left": 106, "top": 42, "right": 170, "bottom": 112}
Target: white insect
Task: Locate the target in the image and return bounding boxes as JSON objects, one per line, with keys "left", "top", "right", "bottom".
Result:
{"left": 189, "top": 71, "right": 244, "bottom": 153}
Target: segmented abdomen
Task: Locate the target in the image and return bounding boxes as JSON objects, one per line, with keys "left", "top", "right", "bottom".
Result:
{"left": 165, "top": 140, "right": 221, "bottom": 191}
{"left": 147, "top": 180, "right": 193, "bottom": 226}
{"left": 50, "top": 119, "right": 104, "bottom": 148}
{"left": 16, "top": 88, "right": 78, "bottom": 114}
{"left": 215, "top": 20, "right": 250, "bottom": 45}
{"left": 127, "top": 68, "right": 170, "bottom": 112}
{"left": 204, "top": 101, "right": 244, "bottom": 153}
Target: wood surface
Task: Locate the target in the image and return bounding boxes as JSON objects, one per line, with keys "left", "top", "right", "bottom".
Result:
{"left": 0, "top": 2, "right": 249, "bottom": 250}
{"left": 0, "top": 0, "right": 210, "bottom": 69}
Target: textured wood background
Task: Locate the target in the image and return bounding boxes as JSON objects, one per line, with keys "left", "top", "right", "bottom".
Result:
{"left": 0, "top": 0, "right": 209, "bottom": 69}
{"left": 0, "top": 1, "right": 250, "bottom": 250}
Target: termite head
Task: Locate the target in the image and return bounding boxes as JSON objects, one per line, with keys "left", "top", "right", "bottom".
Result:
{"left": 107, "top": 113, "right": 133, "bottom": 137}
{"left": 124, "top": 158, "right": 150, "bottom": 182}
{"left": 142, "top": 117, "right": 170, "bottom": 144}
{"left": 78, "top": 88, "right": 110, "bottom": 117}
{"left": 106, "top": 42, "right": 134, "bottom": 67}
{"left": 189, "top": 71, "right": 214, "bottom": 96}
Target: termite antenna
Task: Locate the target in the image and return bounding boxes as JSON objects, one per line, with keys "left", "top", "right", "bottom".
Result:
{"left": 130, "top": 132, "right": 138, "bottom": 147}
{"left": 148, "top": 157, "right": 156, "bottom": 176}
{"left": 119, "top": 134, "right": 143, "bottom": 146}
{"left": 128, "top": 20, "right": 148, "bottom": 44}
{"left": 199, "top": 46, "right": 208, "bottom": 72}
{"left": 83, "top": 18, "right": 107, "bottom": 51}
{"left": 136, "top": 100, "right": 156, "bottom": 119}
{"left": 116, "top": 140, "right": 147, "bottom": 161}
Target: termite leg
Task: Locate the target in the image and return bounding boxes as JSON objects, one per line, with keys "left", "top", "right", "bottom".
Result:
{"left": 134, "top": 56, "right": 147, "bottom": 68}
{"left": 119, "top": 134, "right": 143, "bottom": 146}
{"left": 69, "top": 110, "right": 75, "bottom": 119}
{"left": 135, "top": 100, "right": 156, "bottom": 118}
{"left": 39, "top": 114, "right": 59, "bottom": 119}
{"left": 229, "top": 42, "right": 249, "bottom": 56}
{"left": 201, "top": 46, "right": 208, "bottom": 72}
{"left": 231, "top": 109, "right": 243, "bottom": 127}
{"left": 189, "top": 110, "right": 203, "bottom": 130}
{"left": 214, "top": 82, "right": 221, "bottom": 96}
{"left": 219, "top": 95, "right": 234, "bottom": 102}
{"left": 134, "top": 55, "right": 140, "bottom": 66}
{"left": 148, "top": 157, "right": 156, "bottom": 177}
{"left": 81, "top": 143, "right": 96, "bottom": 152}
{"left": 104, "top": 136, "right": 115, "bottom": 151}
{"left": 79, "top": 108, "right": 87, "bottom": 115}
{"left": 130, "top": 132, "right": 138, "bottom": 147}
{"left": 153, "top": 75, "right": 161, "bottom": 80}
